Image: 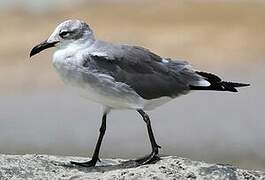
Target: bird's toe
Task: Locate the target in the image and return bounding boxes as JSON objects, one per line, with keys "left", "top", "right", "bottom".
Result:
{"left": 70, "top": 159, "right": 97, "bottom": 167}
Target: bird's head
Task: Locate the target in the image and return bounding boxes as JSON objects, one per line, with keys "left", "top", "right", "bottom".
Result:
{"left": 30, "top": 19, "right": 94, "bottom": 57}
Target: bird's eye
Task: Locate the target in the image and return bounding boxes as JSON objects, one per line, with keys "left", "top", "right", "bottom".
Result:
{"left": 59, "top": 31, "right": 70, "bottom": 38}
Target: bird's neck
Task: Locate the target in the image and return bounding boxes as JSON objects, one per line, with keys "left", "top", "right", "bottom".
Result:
{"left": 52, "top": 37, "right": 95, "bottom": 65}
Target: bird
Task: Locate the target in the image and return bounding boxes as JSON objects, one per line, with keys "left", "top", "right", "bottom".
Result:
{"left": 30, "top": 19, "right": 249, "bottom": 167}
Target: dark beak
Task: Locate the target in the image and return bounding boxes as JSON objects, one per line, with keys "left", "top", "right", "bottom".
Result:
{"left": 30, "top": 40, "right": 59, "bottom": 57}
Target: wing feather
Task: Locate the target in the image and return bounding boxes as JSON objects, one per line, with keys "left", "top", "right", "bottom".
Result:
{"left": 83, "top": 45, "right": 201, "bottom": 99}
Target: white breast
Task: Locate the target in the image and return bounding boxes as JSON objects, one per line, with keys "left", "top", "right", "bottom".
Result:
{"left": 52, "top": 45, "right": 176, "bottom": 110}
{"left": 52, "top": 48, "right": 147, "bottom": 109}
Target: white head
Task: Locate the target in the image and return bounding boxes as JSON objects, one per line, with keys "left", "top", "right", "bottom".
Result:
{"left": 30, "top": 19, "right": 95, "bottom": 57}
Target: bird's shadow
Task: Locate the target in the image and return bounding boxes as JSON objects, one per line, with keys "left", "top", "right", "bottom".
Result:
{"left": 52, "top": 158, "right": 160, "bottom": 173}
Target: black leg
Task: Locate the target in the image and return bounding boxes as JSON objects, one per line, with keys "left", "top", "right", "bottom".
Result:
{"left": 136, "top": 109, "right": 161, "bottom": 165}
{"left": 71, "top": 112, "right": 107, "bottom": 167}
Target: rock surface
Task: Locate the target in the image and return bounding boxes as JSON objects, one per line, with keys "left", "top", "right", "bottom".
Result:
{"left": 0, "top": 154, "right": 264, "bottom": 180}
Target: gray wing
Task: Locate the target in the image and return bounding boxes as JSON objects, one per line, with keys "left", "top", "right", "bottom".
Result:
{"left": 83, "top": 45, "right": 202, "bottom": 100}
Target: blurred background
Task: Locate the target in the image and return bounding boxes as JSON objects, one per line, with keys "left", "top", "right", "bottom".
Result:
{"left": 0, "top": 0, "right": 264, "bottom": 170}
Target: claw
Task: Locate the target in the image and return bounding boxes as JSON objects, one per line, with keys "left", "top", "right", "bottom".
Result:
{"left": 70, "top": 159, "right": 97, "bottom": 167}
{"left": 135, "top": 151, "right": 160, "bottom": 165}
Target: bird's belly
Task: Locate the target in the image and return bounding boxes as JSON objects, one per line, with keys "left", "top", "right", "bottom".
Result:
{"left": 53, "top": 62, "right": 145, "bottom": 109}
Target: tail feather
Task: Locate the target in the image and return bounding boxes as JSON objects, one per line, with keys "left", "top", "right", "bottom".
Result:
{"left": 190, "top": 71, "right": 250, "bottom": 92}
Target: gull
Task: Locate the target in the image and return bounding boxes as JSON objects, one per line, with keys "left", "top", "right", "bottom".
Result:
{"left": 30, "top": 19, "right": 249, "bottom": 167}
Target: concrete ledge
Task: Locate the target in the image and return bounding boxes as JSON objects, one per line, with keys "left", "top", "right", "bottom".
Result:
{"left": 0, "top": 154, "right": 264, "bottom": 179}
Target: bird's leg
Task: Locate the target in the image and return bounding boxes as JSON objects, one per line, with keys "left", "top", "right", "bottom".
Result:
{"left": 71, "top": 112, "right": 107, "bottom": 167}
{"left": 135, "top": 109, "right": 161, "bottom": 165}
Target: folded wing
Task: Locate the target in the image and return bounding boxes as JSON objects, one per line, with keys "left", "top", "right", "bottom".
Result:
{"left": 82, "top": 45, "right": 205, "bottom": 100}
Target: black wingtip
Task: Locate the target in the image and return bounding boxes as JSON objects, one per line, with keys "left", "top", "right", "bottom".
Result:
{"left": 241, "top": 83, "right": 250, "bottom": 87}
{"left": 219, "top": 81, "right": 250, "bottom": 92}
{"left": 228, "top": 82, "right": 250, "bottom": 87}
